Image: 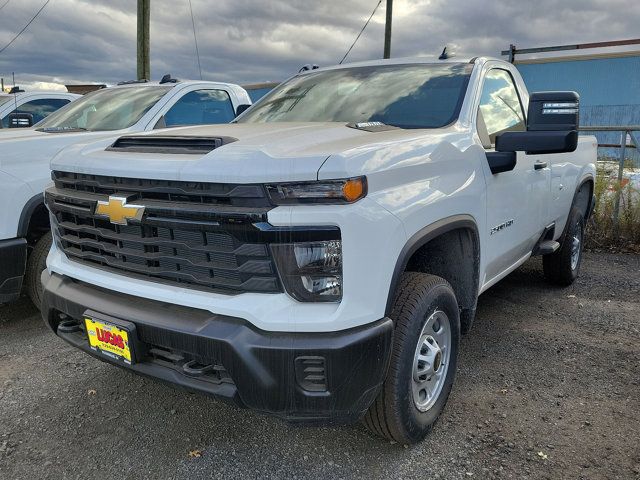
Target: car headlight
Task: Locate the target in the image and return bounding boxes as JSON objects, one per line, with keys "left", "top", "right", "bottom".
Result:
{"left": 265, "top": 177, "right": 366, "bottom": 205}
{"left": 271, "top": 240, "right": 342, "bottom": 302}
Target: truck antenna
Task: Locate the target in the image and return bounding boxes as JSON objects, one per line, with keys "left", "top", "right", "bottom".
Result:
{"left": 12, "top": 72, "right": 17, "bottom": 112}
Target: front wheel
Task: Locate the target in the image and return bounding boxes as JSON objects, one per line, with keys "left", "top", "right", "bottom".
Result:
{"left": 363, "top": 272, "right": 460, "bottom": 444}
{"left": 25, "top": 232, "right": 52, "bottom": 309}
{"left": 543, "top": 207, "right": 585, "bottom": 286}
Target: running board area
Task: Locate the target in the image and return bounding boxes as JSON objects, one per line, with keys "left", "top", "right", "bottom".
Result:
{"left": 535, "top": 240, "right": 560, "bottom": 255}
{"left": 532, "top": 223, "right": 560, "bottom": 256}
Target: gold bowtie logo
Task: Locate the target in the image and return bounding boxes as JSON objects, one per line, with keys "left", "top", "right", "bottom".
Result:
{"left": 95, "top": 196, "right": 145, "bottom": 225}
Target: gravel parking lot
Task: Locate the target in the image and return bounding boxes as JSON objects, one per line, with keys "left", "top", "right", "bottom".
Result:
{"left": 1, "top": 252, "right": 638, "bottom": 480}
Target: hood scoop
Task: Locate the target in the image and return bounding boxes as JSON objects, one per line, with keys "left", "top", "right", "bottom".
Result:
{"left": 106, "top": 135, "right": 238, "bottom": 155}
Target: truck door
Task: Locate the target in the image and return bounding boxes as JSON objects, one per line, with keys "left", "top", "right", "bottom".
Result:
{"left": 477, "top": 68, "right": 550, "bottom": 285}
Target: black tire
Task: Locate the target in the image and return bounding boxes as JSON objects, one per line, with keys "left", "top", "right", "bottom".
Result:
{"left": 543, "top": 207, "right": 585, "bottom": 286}
{"left": 25, "top": 232, "right": 52, "bottom": 309}
{"left": 363, "top": 272, "right": 460, "bottom": 444}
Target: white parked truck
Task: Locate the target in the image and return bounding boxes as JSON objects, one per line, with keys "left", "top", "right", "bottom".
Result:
{"left": 0, "top": 78, "right": 251, "bottom": 306}
{"left": 0, "top": 88, "right": 80, "bottom": 128}
{"left": 41, "top": 58, "right": 596, "bottom": 444}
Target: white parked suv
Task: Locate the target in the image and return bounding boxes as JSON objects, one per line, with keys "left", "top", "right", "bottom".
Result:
{"left": 0, "top": 88, "right": 80, "bottom": 128}
{"left": 0, "top": 77, "right": 251, "bottom": 306}
{"left": 41, "top": 58, "right": 596, "bottom": 444}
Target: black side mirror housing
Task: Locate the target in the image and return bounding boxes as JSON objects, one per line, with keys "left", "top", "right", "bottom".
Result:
{"left": 496, "top": 91, "right": 579, "bottom": 154}
{"left": 486, "top": 151, "right": 517, "bottom": 174}
{"left": 496, "top": 130, "right": 579, "bottom": 155}
{"left": 7, "top": 112, "right": 34, "bottom": 128}
{"left": 235, "top": 104, "right": 251, "bottom": 117}
{"left": 527, "top": 91, "right": 579, "bottom": 131}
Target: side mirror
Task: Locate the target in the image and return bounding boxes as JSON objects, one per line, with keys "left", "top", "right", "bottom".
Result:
{"left": 496, "top": 91, "right": 579, "bottom": 154}
{"left": 7, "top": 112, "right": 34, "bottom": 128}
{"left": 235, "top": 104, "right": 251, "bottom": 117}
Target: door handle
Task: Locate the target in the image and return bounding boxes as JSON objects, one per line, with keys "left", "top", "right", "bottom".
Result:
{"left": 534, "top": 161, "right": 548, "bottom": 170}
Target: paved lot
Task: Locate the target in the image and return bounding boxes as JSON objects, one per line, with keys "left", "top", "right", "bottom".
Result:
{"left": 1, "top": 252, "right": 639, "bottom": 480}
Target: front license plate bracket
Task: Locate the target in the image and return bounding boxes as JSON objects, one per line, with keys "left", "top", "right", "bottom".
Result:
{"left": 83, "top": 310, "right": 141, "bottom": 365}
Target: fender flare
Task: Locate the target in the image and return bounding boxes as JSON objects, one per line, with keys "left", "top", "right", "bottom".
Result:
{"left": 553, "top": 173, "right": 595, "bottom": 245}
{"left": 17, "top": 193, "right": 45, "bottom": 238}
{"left": 384, "top": 214, "right": 480, "bottom": 315}
{"left": 574, "top": 173, "right": 596, "bottom": 219}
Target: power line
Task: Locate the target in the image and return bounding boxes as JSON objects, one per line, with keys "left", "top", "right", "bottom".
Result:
{"left": 0, "top": 1, "right": 11, "bottom": 12}
{"left": 188, "top": 0, "right": 203, "bottom": 80}
{"left": 0, "top": 0, "right": 51, "bottom": 55}
{"left": 339, "top": 0, "right": 382, "bottom": 64}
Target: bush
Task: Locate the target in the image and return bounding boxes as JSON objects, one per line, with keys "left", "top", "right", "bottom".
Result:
{"left": 587, "top": 163, "right": 640, "bottom": 250}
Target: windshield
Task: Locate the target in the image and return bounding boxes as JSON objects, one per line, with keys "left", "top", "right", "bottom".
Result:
{"left": 238, "top": 63, "right": 472, "bottom": 129}
{"left": 36, "top": 86, "right": 171, "bottom": 131}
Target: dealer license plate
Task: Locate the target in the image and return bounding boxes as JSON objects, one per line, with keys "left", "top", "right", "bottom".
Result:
{"left": 85, "top": 317, "right": 132, "bottom": 364}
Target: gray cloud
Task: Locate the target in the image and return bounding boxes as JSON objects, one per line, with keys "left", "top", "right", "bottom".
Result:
{"left": 0, "top": 0, "right": 638, "bottom": 89}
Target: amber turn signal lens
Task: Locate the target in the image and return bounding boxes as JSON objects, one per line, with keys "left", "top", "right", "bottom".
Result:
{"left": 342, "top": 178, "right": 366, "bottom": 202}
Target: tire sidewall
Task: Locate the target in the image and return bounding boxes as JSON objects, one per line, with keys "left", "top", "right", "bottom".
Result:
{"left": 395, "top": 284, "right": 460, "bottom": 442}
{"left": 567, "top": 209, "right": 585, "bottom": 280}
{"left": 26, "top": 232, "right": 52, "bottom": 308}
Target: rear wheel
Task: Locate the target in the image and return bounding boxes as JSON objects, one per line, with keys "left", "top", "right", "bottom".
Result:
{"left": 25, "top": 232, "right": 52, "bottom": 309}
{"left": 543, "top": 207, "right": 584, "bottom": 286}
{"left": 363, "top": 272, "right": 460, "bottom": 444}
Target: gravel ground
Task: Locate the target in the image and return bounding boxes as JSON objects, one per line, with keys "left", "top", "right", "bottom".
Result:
{"left": 1, "top": 252, "right": 639, "bottom": 480}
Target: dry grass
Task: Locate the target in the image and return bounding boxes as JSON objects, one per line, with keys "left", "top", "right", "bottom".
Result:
{"left": 587, "top": 163, "right": 640, "bottom": 250}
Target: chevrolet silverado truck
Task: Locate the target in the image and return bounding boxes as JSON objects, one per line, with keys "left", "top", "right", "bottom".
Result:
{"left": 0, "top": 88, "right": 80, "bottom": 128}
{"left": 0, "top": 77, "right": 250, "bottom": 307}
{"left": 41, "top": 57, "right": 596, "bottom": 444}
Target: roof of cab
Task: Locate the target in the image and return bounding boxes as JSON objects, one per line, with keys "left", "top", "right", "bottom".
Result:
{"left": 106, "top": 79, "right": 244, "bottom": 90}
{"left": 296, "top": 56, "right": 504, "bottom": 75}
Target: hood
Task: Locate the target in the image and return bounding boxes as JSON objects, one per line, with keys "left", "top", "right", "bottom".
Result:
{"left": 51, "top": 122, "right": 443, "bottom": 183}
{"left": 0, "top": 128, "right": 126, "bottom": 170}
{"left": 0, "top": 128, "right": 50, "bottom": 141}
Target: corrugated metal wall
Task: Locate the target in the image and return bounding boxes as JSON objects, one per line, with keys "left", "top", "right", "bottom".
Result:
{"left": 516, "top": 54, "right": 640, "bottom": 164}
{"left": 516, "top": 55, "right": 640, "bottom": 106}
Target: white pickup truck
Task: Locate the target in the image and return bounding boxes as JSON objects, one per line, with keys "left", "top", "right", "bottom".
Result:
{"left": 41, "top": 57, "right": 596, "bottom": 444}
{"left": 0, "top": 78, "right": 251, "bottom": 307}
{"left": 0, "top": 89, "right": 80, "bottom": 128}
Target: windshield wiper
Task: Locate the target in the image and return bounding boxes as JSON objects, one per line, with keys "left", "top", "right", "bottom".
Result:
{"left": 37, "top": 126, "right": 88, "bottom": 133}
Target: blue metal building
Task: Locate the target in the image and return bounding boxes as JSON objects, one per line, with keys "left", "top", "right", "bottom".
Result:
{"left": 514, "top": 52, "right": 640, "bottom": 162}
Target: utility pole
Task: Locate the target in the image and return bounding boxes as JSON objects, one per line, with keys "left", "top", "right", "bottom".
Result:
{"left": 137, "top": 0, "right": 150, "bottom": 81}
{"left": 383, "top": 0, "right": 393, "bottom": 59}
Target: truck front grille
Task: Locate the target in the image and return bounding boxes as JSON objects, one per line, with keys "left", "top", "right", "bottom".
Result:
{"left": 46, "top": 171, "right": 283, "bottom": 294}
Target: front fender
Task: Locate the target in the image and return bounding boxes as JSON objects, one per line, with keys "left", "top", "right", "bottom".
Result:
{"left": 0, "top": 170, "right": 34, "bottom": 239}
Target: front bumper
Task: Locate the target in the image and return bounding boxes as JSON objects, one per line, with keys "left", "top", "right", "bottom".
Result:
{"left": 41, "top": 271, "right": 393, "bottom": 424}
{"left": 0, "top": 237, "right": 27, "bottom": 303}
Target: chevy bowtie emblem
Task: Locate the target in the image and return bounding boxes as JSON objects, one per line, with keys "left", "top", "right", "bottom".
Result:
{"left": 95, "top": 196, "right": 145, "bottom": 225}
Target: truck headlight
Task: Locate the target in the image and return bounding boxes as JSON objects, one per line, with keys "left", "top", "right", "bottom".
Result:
{"left": 271, "top": 240, "right": 342, "bottom": 302}
{"left": 265, "top": 177, "right": 366, "bottom": 204}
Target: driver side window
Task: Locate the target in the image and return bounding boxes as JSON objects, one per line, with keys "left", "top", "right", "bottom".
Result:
{"left": 477, "top": 69, "right": 525, "bottom": 147}
{"left": 1, "top": 98, "right": 70, "bottom": 128}
{"left": 161, "top": 89, "right": 235, "bottom": 128}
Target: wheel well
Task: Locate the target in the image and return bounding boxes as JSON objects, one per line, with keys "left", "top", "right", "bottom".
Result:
{"left": 404, "top": 227, "right": 480, "bottom": 333}
{"left": 24, "top": 202, "right": 50, "bottom": 246}
{"left": 574, "top": 179, "right": 594, "bottom": 220}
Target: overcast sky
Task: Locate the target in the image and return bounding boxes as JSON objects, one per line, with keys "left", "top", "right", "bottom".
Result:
{"left": 0, "top": 0, "right": 638, "bottom": 90}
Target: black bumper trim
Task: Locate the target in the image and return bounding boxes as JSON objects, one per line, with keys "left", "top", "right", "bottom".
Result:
{"left": 41, "top": 271, "right": 393, "bottom": 424}
{"left": 0, "top": 238, "right": 27, "bottom": 303}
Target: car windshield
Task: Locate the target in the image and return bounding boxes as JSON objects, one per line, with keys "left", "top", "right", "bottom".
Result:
{"left": 36, "top": 86, "right": 171, "bottom": 132}
{"left": 238, "top": 63, "right": 472, "bottom": 129}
